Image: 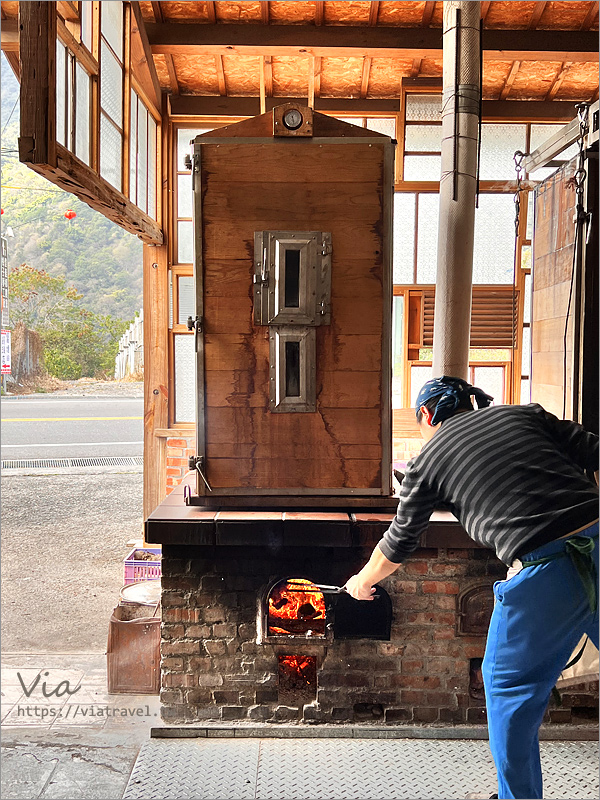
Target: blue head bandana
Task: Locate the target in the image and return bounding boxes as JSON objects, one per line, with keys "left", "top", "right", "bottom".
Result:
{"left": 415, "top": 375, "right": 493, "bottom": 425}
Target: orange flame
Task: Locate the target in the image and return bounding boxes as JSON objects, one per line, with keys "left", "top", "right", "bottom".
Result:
{"left": 267, "top": 578, "right": 326, "bottom": 636}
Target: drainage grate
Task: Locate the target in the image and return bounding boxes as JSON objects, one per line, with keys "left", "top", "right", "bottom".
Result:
{"left": 2, "top": 456, "right": 144, "bottom": 470}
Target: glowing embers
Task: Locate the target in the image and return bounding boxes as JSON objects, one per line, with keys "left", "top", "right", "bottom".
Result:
{"left": 267, "top": 578, "right": 326, "bottom": 637}
{"left": 278, "top": 655, "right": 317, "bottom": 699}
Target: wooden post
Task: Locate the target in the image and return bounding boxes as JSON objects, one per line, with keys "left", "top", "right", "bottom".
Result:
{"left": 18, "top": 2, "right": 57, "bottom": 166}
{"left": 431, "top": 0, "right": 480, "bottom": 380}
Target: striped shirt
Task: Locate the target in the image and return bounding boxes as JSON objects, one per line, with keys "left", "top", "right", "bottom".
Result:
{"left": 379, "top": 404, "right": 599, "bottom": 566}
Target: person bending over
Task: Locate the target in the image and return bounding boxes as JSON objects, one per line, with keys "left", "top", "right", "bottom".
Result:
{"left": 344, "top": 376, "right": 599, "bottom": 800}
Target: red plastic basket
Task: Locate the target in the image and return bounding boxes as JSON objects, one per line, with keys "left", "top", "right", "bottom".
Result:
{"left": 123, "top": 547, "right": 162, "bottom": 585}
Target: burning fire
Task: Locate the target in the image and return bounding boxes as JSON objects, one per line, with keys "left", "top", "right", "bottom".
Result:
{"left": 268, "top": 578, "right": 326, "bottom": 636}
{"left": 278, "top": 654, "right": 317, "bottom": 694}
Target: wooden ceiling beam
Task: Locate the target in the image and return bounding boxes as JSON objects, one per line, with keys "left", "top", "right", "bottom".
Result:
{"left": 261, "top": 2, "right": 269, "bottom": 25}
{"left": 206, "top": 1, "right": 216, "bottom": 24}
{"left": 169, "top": 95, "right": 575, "bottom": 122}
{"left": 499, "top": 60, "right": 520, "bottom": 100}
{"left": 368, "top": 1, "right": 380, "bottom": 26}
{"left": 528, "top": 2, "right": 547, "bottom": 29}
{"left": 130, "top": 3, "right": 162, "bottom": 112}
{"left": 360, "top": 56, "right": 371, "bottom": 100}
{"left": 215, "top": 55, "right": 226, "bottom": 95}
{"left": 481, "top": 2, "right": 491, "bottom": 22}
{"left": 545, "top": 62, "right": 572, "bottom": 101}
{"left": 581, "top": 1, "right": 599, "bottom": 30}
{"left": 145, "top": 24, "right": 598, "bottom": 62}
{"left": 411, "top": 58, "right": 422, "bottom": 77}
{"left": 422, "top": 1, "right": 436, "bottom": 27}
{"left": 315, "top": 2, "right": 324, "bottom": 27}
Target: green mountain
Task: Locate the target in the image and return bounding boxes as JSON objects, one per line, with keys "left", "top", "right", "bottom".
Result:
{"left": 1, "top": 53, "right": 143, "bottom": 321}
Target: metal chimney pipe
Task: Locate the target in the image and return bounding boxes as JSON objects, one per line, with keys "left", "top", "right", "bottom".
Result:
{"left": 431, "top": 1, "right": 481, "bottom": 379}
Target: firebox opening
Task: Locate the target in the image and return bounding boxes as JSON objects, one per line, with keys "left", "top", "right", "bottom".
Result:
{"left": 266, "top": 577, "right": 327, "bottom": 638}
{"left": 278, "top": 655, "right": 317, "bottom": 701}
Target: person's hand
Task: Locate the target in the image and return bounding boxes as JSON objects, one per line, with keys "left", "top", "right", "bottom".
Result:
{"left": 344, "top": 574, "right": 377, "bottom": 601}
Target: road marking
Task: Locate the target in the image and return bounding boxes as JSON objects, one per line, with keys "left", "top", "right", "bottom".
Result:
{"left": 2, "top": 417, "right": 143, "bottom": 422}
{"left": 1, "top": 441, "right": 144, "bottom": 448}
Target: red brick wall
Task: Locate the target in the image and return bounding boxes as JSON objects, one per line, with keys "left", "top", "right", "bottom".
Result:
{"left": 165, "top": 436, "right": 195, "bottom": 494}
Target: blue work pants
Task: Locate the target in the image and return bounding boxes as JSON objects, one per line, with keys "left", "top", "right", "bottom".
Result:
{"left": 482, "top": 522, "right": 599, "bottom": 799}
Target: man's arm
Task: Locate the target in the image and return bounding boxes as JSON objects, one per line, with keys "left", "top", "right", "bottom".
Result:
{"left": 344, "top": 543, "right": 401, "bottom": 600}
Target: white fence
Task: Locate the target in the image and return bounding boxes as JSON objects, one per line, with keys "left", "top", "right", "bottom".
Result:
{"left": 115, "top": 311, "right": 143, "bottom": 379}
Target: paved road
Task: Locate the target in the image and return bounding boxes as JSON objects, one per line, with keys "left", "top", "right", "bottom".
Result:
{"left": 1, "top": 396, "right": 143, "bottom": 461}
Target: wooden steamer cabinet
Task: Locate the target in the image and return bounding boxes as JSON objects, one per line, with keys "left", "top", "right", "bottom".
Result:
{"left": 185, "top": 104, "right": 395, "bottom": 506}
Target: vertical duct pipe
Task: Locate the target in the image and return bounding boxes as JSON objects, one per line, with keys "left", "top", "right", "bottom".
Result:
{"left": 431, "top": 1, "right": 481, "bottom": 379}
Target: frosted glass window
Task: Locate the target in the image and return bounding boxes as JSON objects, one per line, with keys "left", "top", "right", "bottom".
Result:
{"left": 523, "top": 272, "right": 532, "bottom": 324}
{"left": 404, "top": 155, "right": 441, "bottom": 181}
{"left": 405, "top": 94, "right": 441, "bottom": 122}
{"left": 101, "top": 0, "right": 123, "bottom": 60}
{"left": 148, "top": 116, "right": 157, "bottom": 219}
{"left": 529, "top": 165, "right": 559, "bottom": 183}
{"left": 526, "top": 193, "right": 534, "bottom": 240}
{"left": 100, "top": 115, "right": 122, "bottom": 190}
{"left": 336, "top": 117, "right": 364, "bottom": 127}
{"left": 56, "top": 41, "right": 66, "bottom": 146}
{"left": 129, "top": 92, "right": 137, "bottom": 203}
{"left": 137, "top": 101, "right": 148, "bottom": 215}
{"left": 473, "top": 195, "right": 515, "bottom": 284}
{"left": 472, "top": 367, "right": 504, "bottom": 404}
{"left": 177, "top": 127, "right": 214, "bottom": 171}
{"left": 521, "top": 244, "right": 532, "bottom": 272}
{"left": 416, "top": 194, "right": 439, "bottom": 284}
{"left": 366, "top": 118, "right": 396, "bottom": 138}
{"left": 168, "top": 273, "right": 173, "bottom": 329}
{"left": 521, "top": 379, "right": 531, "bottom": 403}
{"left": 66, "top": 55, "right": 74, "bottom": 149}
{"left": 405, "top": 125, "right": 442, "bottom": 152}
{"left": 75, "top": 63, "right": 90, "bottom": 165}
{"left": 80, "top": 1, "right": 93, "bottom": 51}
{"left": 393, "top": 193, "right": 415, "bottom": 284}
{"left": 411, "top": 366, "right": 432, "bottom": 406}
{"left": 479, "top": 124, "right": 527, "bottom": 181}
{"left": 530, "top": 124, "right": 579, "bottom": 161}
{"left": 100, "top": 42, "right": 123, "bottom": 127}
{"left": 178, "top": 173, "right": 193, "bottom": 218}
{"left": 178, "top": 221, "right": 194, "bottom": 263}
{"left": 178, "top": 276, "right": 195, "bottom": 325}
{"left": 521, "top": 326, "right": 531, "bottom": 377}
{"left": 392, "top": 295, "right": 404, "bottom": 409}
{"left": 174, "top": 334, "right": 195, "bottom": 423}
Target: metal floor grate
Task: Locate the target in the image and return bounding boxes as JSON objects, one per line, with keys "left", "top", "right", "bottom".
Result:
{"left": 123, "top": 738, "right": 599, "bottom": 800}
{"left": 1, "top": 456, "right": 143, "bottom": 470}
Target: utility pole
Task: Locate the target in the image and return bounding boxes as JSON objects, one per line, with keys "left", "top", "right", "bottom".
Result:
{"left": 431, "top": 1, "right": 481, "bottom": 379}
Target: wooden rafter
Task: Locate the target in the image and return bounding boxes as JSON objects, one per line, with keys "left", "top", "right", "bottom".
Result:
{"left": 411, "top": 58, "right": 422, "bottom": 77}
{"left": 56, "top": 1, "right": 79, "bottom": 22}
{"left": 259, "top": 56, "right": 266, "bottom": 114}
{"left": 146, "top": 24, "right": 598, "bottom": 63}
{"left": 545, "top": 61, "right": 572, "bottom": 101}
{"left": 528, "top": 2, "right": 547, "bottom": 29}
{"left": 260, "top": 2, "right": 269, "bottom": 25}
{"left": 481, "top": 2, "right": 491, "bottom": 22}
{"left": 591, "top": 86, "right": 600, "bottom": 103}
{"left": 165, "top": 53, "right": 179, "bottom": 95}
{"left": 499, "top": 60, "right": 521, "bottom": 100}
{"left": 422, "top": 1, "right": 436, "bottom": 27}
{"left": 313, "top": 55, "right": 322, "bottom": 98}
{"left": 215, "top": 55, "right": 226, "bottom": 95}
{"left": 360, "top": 57, "right": 372, "bottom": 100}
{"left": 315, "top": 2, "right": 324, "bottom": 27}
{"left": 151, "top": 0, "right": 179, "bottom": 95}
{"left": 308, "top": 58, "right": 315, "bottom": 108}
{"left": 263, "top": 55, "right": 273, "bottom": 96}
{"left": 206, "top": 1, "right": 216, "bottom": 24}
{"left": 0, "top": 17, "right": 18, "bottom": 51}
{"left": 368, "top": 1, "right": 380, "bottom": 26}
{"left": 581, "top": 1, "right": 599, "bottom": 30}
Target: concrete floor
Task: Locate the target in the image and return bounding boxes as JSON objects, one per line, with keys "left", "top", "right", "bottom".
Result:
{"left": 1, "top": 653, "right": 160, "bottom": 800}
